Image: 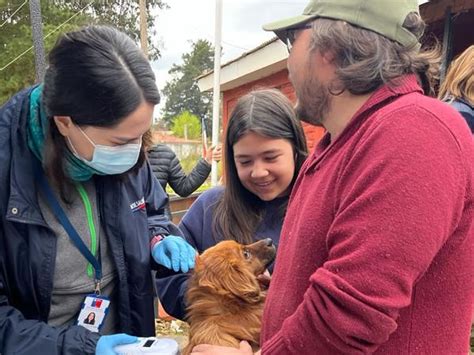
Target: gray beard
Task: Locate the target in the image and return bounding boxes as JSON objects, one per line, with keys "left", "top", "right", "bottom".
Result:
{"left": 295, "top": 100, "right": 324, "bottom": 126}
{"left": 290, "top": 59, "right": 331, "bottom": 126}
{"left": 294, "top": 75, "right": 331, "bottom": 127}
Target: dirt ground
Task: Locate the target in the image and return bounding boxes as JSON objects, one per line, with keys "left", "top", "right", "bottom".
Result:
{"left": 155, "top": 318, "right": 190, "bottom": 352}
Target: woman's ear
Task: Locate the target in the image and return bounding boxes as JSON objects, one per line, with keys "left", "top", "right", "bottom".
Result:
{"left": 53, "top": 116, "right": 74, "bottom": 137}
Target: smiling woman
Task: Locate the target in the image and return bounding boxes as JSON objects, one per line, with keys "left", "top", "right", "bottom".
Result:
{"left": 233, "top": 131, "right": 295, "bottom": 202}
{"left": 156, "top": 88, "right": 309, "bottom": 321}
{"left": 218, "top": 88, "right": 308, "bottom": 244}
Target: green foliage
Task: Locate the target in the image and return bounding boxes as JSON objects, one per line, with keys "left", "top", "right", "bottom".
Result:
{"left": 167, "top": 179, "right": 212, "bottom": 196}
{"left": 179, "top": 153, "right": 202, "bottom": 174}
{"left": 171, "top": 111, "right": 202, "bottom": 140}
{"left": 0, "top": 0, "right": 167, "bottom": 105}
{"left": 166, "top": 152, "right": 214, "bottom": 197}
{"left": 161, "top": 39, "right": 214, "bottom": 129}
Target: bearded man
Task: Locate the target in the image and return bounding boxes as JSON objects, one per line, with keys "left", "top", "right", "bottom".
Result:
{"left": 191, "top": 1, "right": 474, "bottom": 354}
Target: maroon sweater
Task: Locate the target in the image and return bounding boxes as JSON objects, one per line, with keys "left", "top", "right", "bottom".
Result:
{"left": 261, "top": 75, "right": 474, "bottom": 354}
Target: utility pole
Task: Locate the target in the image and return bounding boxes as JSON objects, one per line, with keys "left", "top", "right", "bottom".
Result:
{"left": 211, "top": 0, "right": 222, "bottom": 186}
{"left": 139, "top": 0, "right": 148, "bottom": 58}
{"left": 29, "top": 0, "right": 46, "bottom": 82}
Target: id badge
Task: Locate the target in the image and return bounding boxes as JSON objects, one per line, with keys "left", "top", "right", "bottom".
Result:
{"left": 76, "top": 294, "right": 110, "bottom": 333}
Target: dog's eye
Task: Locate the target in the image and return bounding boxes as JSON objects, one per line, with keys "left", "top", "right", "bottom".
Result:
{"left": 243, "top": 250, "right": 251, "bottom": 259}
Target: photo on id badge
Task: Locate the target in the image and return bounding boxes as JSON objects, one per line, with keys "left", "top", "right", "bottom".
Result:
{"left": 77, "top": 295, "right": 110, "bottom": 332}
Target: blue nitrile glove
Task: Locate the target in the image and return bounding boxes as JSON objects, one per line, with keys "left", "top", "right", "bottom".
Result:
{"left": 96, "top": 333, "right": 138, "bottom": 355}
{"left": 152, "top": 235, "right": 196, "bottom": 273}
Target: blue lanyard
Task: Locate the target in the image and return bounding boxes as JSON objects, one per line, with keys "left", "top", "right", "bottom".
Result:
{"left": 34, "top": 159, "right": 103, "bottom": 292}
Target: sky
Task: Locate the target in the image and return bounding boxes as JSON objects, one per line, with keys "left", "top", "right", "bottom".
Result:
{"left": 151, "top": 0, "right": 430, "bottom": 116}
{"left": 150, "top": 0, "right": 308, "bottom": 114}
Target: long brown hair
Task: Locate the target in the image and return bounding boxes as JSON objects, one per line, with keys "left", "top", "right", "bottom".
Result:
{"left": 438, "top": 45, "right": 474, "bottom": 106}
{"left": 212, "top": 89, "right": 308, "bottom": 244}
{"left": 308, "top": 12, "right": 441, "bottom": 96}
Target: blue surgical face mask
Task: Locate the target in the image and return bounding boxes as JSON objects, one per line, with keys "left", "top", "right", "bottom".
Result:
{"left": 68, "top": 126, "right": 142, "bottom": 175}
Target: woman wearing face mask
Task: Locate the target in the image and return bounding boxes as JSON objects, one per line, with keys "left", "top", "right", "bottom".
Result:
{"left": 156, "top": 89, "right": 309, "bottom": 320}
{"left": 0, "top": 26, "right": 195, "bottom": 355}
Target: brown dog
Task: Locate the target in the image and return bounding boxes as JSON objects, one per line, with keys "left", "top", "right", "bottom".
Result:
{"left": 182, "top": 238, "right": 276, "bottom": 355}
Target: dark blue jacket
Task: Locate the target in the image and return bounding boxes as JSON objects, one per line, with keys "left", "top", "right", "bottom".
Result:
{"left": 155, "top": 187, "right": 285, "bottom": 320}
{"left": 0, "top": 87, "right": 182, "bottom": 354}
{"left": 450, "top": 98, "right": 474, "bottom": 134}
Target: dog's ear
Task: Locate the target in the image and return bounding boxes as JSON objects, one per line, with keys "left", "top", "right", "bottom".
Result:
{"left": 195, "top": 255, "right": 233, "bottom": 292}
{"left": 196, "top": 255, "right": 262, "bottom": 303}
{"left": 224, "top": 263, "right": 262, "bottom": 304}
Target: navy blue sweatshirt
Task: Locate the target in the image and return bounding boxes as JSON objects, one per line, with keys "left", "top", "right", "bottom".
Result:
{"left": 155, "top": 186, "right": 286, "bottom": 320}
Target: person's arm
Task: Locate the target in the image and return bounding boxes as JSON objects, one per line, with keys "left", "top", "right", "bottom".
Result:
{"left": 0, "top": 90, "right": 100, "bottom": 354}
{"left": 147, "top": 148, "right": 168, "bottom": 188}
{"left": 141, "top": 159, "right": 199, "bottom": 275}
{"left": 167, "top": 151, "right": 211, "bottom": 197}
{"left": 262, "top": 107, "right": 470, "bottom": 353}
{"left": 0, "top": 271, "right": 100, "bottom": 354}
{"left": 155, "top": 191, "right": 210, "bottom": 320}
{"left": 143, "top": 160, "right": 183, "bottom": 239}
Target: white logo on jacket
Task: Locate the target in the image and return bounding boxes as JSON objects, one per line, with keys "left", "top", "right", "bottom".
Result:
{"left": 130, "top": 197, "right": 145, "bottom": 212}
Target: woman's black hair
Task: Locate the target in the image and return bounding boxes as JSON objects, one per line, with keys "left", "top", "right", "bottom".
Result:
{"left": 42, "top": 25, "right": 159, "bottom": 200}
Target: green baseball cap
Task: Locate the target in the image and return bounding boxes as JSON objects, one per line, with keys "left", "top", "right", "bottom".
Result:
{"left": 263, "top": 0, "right": 420, "bottom": 47}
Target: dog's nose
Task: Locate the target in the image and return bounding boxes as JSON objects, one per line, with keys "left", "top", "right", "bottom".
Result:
{"left": 264, "top": 238, "right": 273, "bottom": 247}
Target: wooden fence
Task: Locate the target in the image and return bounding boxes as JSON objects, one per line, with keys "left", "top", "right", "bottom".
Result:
{"left": 169, "top": 192, "right": 200, "bottom": 224}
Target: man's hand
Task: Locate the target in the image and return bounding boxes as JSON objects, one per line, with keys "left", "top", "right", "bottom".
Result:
{"left": 191, "top": 341, "right": 258, "bottom": 355}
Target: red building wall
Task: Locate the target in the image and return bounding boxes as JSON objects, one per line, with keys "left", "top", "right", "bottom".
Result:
{"left": 222, "top": 69, "right": 325, "bottom": 151}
